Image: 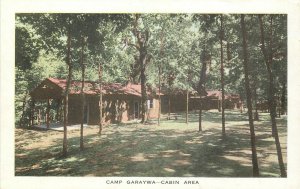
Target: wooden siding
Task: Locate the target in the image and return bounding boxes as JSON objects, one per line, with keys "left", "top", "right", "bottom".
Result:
{"left": 67, "top": 94, "right": 142, "bottom": 125}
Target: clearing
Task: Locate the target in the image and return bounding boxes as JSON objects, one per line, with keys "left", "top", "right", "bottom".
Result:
{"left": 15, "top": 110, "right": 287, "bottom": 177}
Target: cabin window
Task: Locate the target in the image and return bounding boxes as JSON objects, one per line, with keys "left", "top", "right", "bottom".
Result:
{"left": 147, "top": 99, "right": 154, "bottom": 109}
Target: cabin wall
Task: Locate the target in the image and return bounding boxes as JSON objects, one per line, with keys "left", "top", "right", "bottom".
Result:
{"left": 161, "top": 95, "right": 187, "bottom": 113}
{"left": 67, "top": 94, "right": 141, "bottom": 125}
{"left": 66, "top": 94, "right": 241, "bottom": 125}
{"left": 103, "top": 95, "right": 131, "bottom": 123}
{"left": 160, "top": 95, "right": 240, "bottom": 112}
{"left": 68, "top": 96, "right": 83, "bottom": 124}
{"left": 202, "top": 99, "right": 219, "bottom": 110}
{"left": 147, "top": 98, "right": 159, "bottom": 119}
{"left": 87, "top": 96, "right": 100, "bottom": 125}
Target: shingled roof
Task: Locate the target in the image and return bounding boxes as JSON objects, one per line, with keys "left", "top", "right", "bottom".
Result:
{"left": 30, "top": 78, "right": 239, "bottom": 101}
{"left": 30, "top": 78, "right": 163, "bottom": 99}
{"left": 48, "top": 78, "right": 145, "bottom": 96}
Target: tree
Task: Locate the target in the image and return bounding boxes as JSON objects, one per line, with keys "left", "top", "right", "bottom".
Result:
{"left": 125, "top": 14, "right": 151, "bottom": 123}
{"left": 192, "top": 14, "right": 215, "bottom": 131}
{"left": 86, "top": 14, "right": 131, "bottom": 134}
{"left": 79, "top": 36, "right": 86, "bottom": 150}
{"left": 157, "top": 20, "right": 166, "bottom": 126}
{"left": 220, "top": 15, "right": 226, "bottom": 137}
{"left": 15, "top": 16, "right": 45, "bottom": 127}
{"left": 63, "top": 23, "right": 72, "bottom": 157}
{"left": 21, "top": 13, "right": 82, "bottom": 157}
{"left": 258, "top": 14, "right": 286, "bottom": 177}
{"left": 241, "top": 14, "right": 260, "bottom": 177}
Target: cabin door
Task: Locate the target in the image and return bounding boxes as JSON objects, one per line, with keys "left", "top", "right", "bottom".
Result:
{"left": 134, "top": 101, "right": 139, "bottom": 119}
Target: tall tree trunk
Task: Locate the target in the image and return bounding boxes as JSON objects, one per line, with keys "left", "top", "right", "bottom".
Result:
{"left": 241, "top": 14, "right": 260, "bottom": 177}
{"left": 198, "top": 47, "right": 208, "bottom": 131}
{"left": 168, "top": 92, "right": 171, "bottom": 120}
{"left": 253, "top": 80, "right": 259, "bottom": 121}
{"left": 277, "top": 96, "right": 281, "bottom": 118}
{"left": 30, "top": 99, "right": 35, "bottom": 127}
{"left": 140, "top": 57, "right": 147, "bottom": 123}
{"left": 19, "top": 93, "right": 28, "bottom": 128}
{"left": 63, "top": 94, "right": 69, "bottom": 157}
{"left": 131, "top": 14, "right": 149, "bottom": 124}
{"left": 46, "top": 98, "right": 50, "bottom": 129}
{"left": 258, "top": 15, "right": 286, "bottom": 177}
{"left": 98, "top": 62, "right": 103, "bottom": 135}
{"left": 158, "top": 27, "right": 164, "bottom": 126}
{"left": 186, "top": 89, "right": 189, "bottom": 124}
{"left": 158, "top": 65, "right": 161, "bottom": 125}
{"left": 199, "top": 100, "right": 202, "bottom": 131}
{"left": 220, "top": 15, "right": 226, "bottom": 137}
{"left": 80, "top": 36, "right": 85, "bottom": 150}
{"left": 63, "top": 27, "right": 72, "bottom": 157}
{"left": 281, "top": 82, "right": 286, "bottom": 115}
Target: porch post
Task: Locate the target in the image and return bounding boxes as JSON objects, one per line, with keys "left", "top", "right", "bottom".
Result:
{"left": 46, "top": 98, "right": 50, "bottom": 129}
{"left": 30, "top": 99, "right": 35, "bottom": 127}
{"left": 38, "top": 109, "right": 41, "bottom": 126}
{"left": 57, "top": 99, "right": 60, "bottom": 122}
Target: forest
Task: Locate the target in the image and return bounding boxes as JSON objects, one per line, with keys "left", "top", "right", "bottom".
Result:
{"left": 15, "top": 13, "right": 287, "bottom": 177}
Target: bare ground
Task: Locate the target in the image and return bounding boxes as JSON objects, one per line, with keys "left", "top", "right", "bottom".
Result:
{"left": 15, "top": 110, "right": 287, "bottom": 177}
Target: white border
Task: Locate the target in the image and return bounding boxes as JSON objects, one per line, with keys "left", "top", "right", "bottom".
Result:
{"left": 1, "top": 0, "right": 300, "bottom": 189}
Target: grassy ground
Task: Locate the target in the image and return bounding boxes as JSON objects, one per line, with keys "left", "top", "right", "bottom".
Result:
{"left": 15, "top": 110, "right": 287, "bottom": 177}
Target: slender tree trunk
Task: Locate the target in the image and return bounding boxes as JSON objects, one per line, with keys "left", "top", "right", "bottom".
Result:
{"left": 186, "top": 89, "right": 189, "bottom": 124}
{"left": 98, "top": 62, "right": 103, "bottom": 135}
{"left": 63, "top": 27, "right": 72, "bottom": 157}
{"left": 277, "top": 96, "right": 281, "bottom": 118}
{"left": 199, "top": 99, "right": 202, "bottom": 131}
{"left": 220, "top": 15, "right": 226, "bottom": 137}
{"left": 258, "top": 15, "right": 286, "bottom": 177}
{"left": 281, "top": 82, "right": 286, "bottom": 115}
{"left": 140, "top": 55, "right": 147, "bottom": 123}
{"left": 241, "top": 14, "right": 260, "bottom": 177}
{"left": 30, "top": 99, "right": 35, "bottom": 127}
{"left": 19, "top": 93, "right": 28, "bottom": 128}
{"left": 56, "top": 99, "right": 61, "bottom": 122}
{"left": 168, "top": 92, "right": 171, "bottom": 120}
{"left": 158, "top": 27, "right": 164, "bottom": 126}
{"left": 80, "top": 36, "right": 85, "bottom": 150}
{"left": 46, "top": 98, "right": 50, "bottom": 129}
{"left": 198, "top": 44, "right": 209, "bottom": 131}
{"left": 38, "top": 109, "right": 41, "bottom": 126}
{"left": 253, "top": 81, "right": 259, "bottom": 121}
{"left": 63, "top": 95, "right": 68, "bottom": 157}
{"left": 131, "top": 15, "right": 149, "bottom": 124}
{"left": 158, "top": 65, "right": 161, "bottom": 125}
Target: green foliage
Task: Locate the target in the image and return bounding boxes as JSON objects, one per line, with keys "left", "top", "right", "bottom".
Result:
{"left": 15, "top": 13, "right": 287, "bottom": 126}
{"left": 15, "top": 51, "right": 67, "bottom": 125}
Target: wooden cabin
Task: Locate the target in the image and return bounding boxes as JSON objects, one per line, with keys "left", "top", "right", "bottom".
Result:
{"left": 161, "top": 89, "right": 242, "bottom": 113}
{"left": 29, "top": 78, "right": 242, "bottom": 127}
{"left": 29, "top": 78, "right": 160, "bottom": 126}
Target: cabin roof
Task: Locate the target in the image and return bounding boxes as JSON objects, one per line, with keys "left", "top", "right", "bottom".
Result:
{"left": 30, "top": 78, "right": 240, "bottom": 101}
{"left": 30, "top": 78, "right": 162, "bottom": 100}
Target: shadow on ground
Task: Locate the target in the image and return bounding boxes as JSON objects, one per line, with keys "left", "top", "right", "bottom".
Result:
{"left": 15, "top": 111, "right": 287, "bottom": 177}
